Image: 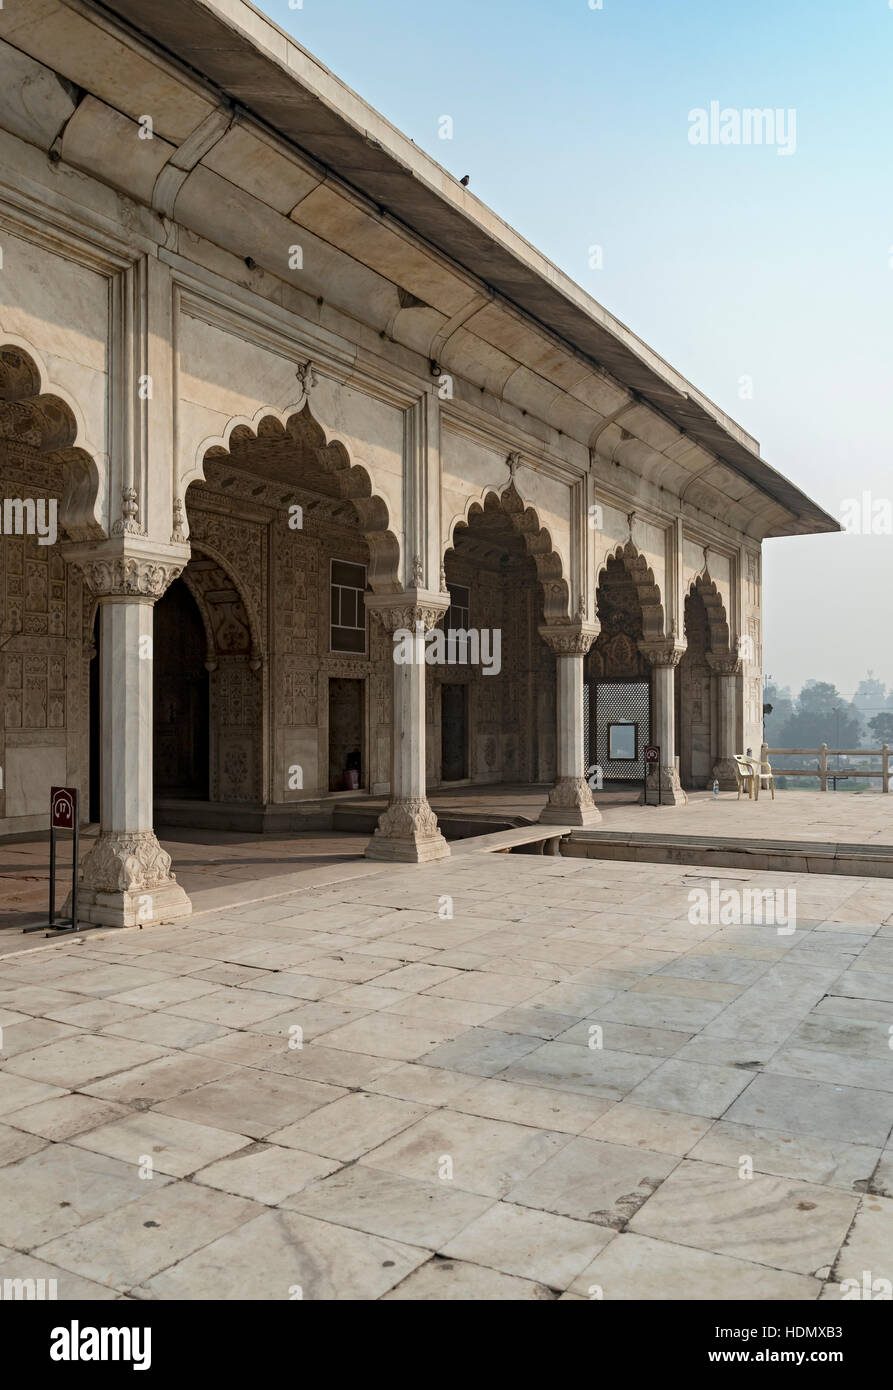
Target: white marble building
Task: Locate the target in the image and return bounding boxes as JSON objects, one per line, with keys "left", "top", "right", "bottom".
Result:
{"left": 0, "top": 0, "right": 836, "bottom": 925}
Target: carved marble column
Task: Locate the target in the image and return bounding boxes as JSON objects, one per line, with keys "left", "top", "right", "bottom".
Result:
{"left": 707, "top": 652, "right": 741, "bottom": 790}
{"left": 538, "top": 624, "right": 602, "bottom": 826}
{"left": 64, "top": 546, "right": 192, "bottom": 926}
{"left": 364, "top": 593, "right": 450, "bottom": 863}
{"left": 639, "top": 639, "right": 688, "bottom": 806}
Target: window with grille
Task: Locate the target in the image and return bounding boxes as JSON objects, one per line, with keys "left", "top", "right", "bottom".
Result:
{"left": 445, "top": 583, "right": 470, "bottom": 664}
{"left": 330, "top": 559, "right": 367, "bottom": 654}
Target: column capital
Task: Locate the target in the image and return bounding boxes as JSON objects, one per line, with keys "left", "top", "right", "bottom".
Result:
{"left": 706, "top": 652, "right": 742, "bottom": 676}
{"left": 638, "top": 638, "right": 686, "bottom": 669}
{"left": 365, "top": 590, "right": 449, "bottom": 634}
{"left": 62, "top": 539, "right": 189, "bottom": 599}
{"left": 538, "top": 623, "right": 599, "bottom": 657}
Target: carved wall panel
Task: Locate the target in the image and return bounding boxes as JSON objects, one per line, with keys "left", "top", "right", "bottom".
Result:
{"left": 183, "top": 472, "right": 394, "bottom": 806}
{"left": 212, "top": 659, "right": 262, "bottom": 802}
{"left": 588, "top": 555, "right": 650, "bottom": 682}
{"left": 436, "top": 541, "right": 554, "bottom": 788}
{"left": 0, "top": 441, "right": 87, "bottom": 828}
{"left": 676, "top": 589, "right": 713, "bottom": 788}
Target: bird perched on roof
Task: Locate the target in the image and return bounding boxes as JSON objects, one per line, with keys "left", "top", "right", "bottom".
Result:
{"left": 459, "top": 174, "right": 470, "bottom": 186}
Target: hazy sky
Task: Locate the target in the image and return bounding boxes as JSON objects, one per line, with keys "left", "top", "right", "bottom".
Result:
{"left": 258, "top": 0, "right": 893, "bottom": 701}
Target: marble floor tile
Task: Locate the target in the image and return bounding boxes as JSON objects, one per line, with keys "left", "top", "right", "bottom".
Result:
{"left": 34, "top": 1181, "right": 259, "bottom": 1291}
{"left": 311, "top": 1012, "right": 462, "bottom": 1062}
{"left": 140, "top": 1207, "right": 428, "bottom": 1300}
{"left": 689, "top": 1119, "right": 880, "bottom": 1191}
{"left": 568, "top": 1232, "right": 820, "bottom": 1300}
{"left": 626, "top": 1058, "right": 755, "bottom": 1118}
{"left": 71, "top": 1110, "right": 251, "bottom": 1177}
{"left": 826, "top": 1195, "right": 893, "bottom": 1295}
{"left": 193, "top": 1145, "right": 340, "bottom": 1204}
{"left": 4, "top": 1093, "right": 128, "bottom": 1142}
{"left": 0, "top": 1142, "right": 172, "bottom": 1250}
{"left": 507, "top": 1136, "right": 678, "bottom": 1227}
{"left": 283, "top": 1164, "right": 492, "bottom": 1246}
{"left": 452, "top": 1076, "right": 613, "bottom": 1133}
{"left": 440, "top": 1200, "right": 613, "bottom": 1289}
{"left": 420, "top": 1027, "right": 544, "bottom": 1077}
{"left": 4, "top": 1035, "right": 167, "bottom": 1090}
{"left": 725, "top": 1073, "right": 893, "bottom": 1147}
{"left": 628, "top": 1160, "right": 858, "bottom": 1275}
{"left": 382, "top": 1257, "right": 554, "bottom": 1300}
{"left": 360, "top": 1109, "right": 568, "bottom": 1197}
{"left": 157, "top": 1069, "right": 347, "bottom": 1139}
{"left": 268, "top": 1091, "right": 427, "bottom": 1161}
{"left": 584, "top": 1102, "right": 712, "bottom": 1156}
{"left": 501, "top": 1040, "right": 661, "bottom": 1100}
{"left": 0, "top": 1121, "right": 47, "bottom": 1165}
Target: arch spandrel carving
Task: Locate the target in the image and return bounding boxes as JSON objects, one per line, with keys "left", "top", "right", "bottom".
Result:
{"left": 189, "top": 399, "right": 401, "bottom": 593}
{"left": 0, "top": 340, "right": 105, "bottom": 541}
{"left": 595, "top": 540, "right": 666, "bottom": 641}
{"left": 181, "top": 550, "right": 259, "bottom": 668}
{"left": 445, "top": 482, "right": 571, "bottom": 623}
{"left": 687, "top": 570, "right": 731, "bottom": 656}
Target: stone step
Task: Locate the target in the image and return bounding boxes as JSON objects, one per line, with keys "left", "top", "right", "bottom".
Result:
{"left": 564, "top": 829, "right": 893, "bottom": 878}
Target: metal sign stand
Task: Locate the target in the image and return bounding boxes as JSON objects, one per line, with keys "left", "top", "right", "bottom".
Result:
{"left": 24, "top": 786, "right": 80, "bottom": 935}
{"left": 643, "top": 745, "right": 661, "bottom": 807}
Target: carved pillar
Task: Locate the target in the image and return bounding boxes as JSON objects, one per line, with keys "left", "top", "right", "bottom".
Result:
{"left": 538, "top": 623, "right": 602, "bottom": 826}
{"left": 707, "top": 652, "right": 741, "bottom": 790}
{"left": 364, "top": 593, "right": 450, "bottom": 863}
{"left": 640, "top": 639, "right": 688, "bottom": 806}
{"left": 64, "top": 546, "right": 192, "bottom": 926}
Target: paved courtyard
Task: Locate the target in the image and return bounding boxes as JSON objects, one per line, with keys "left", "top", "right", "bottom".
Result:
{"left": 6, "top": 789, "right": 891, "bottom": 935}
{"left": 2, "top": 848, "right": 893, "bottom": 1300}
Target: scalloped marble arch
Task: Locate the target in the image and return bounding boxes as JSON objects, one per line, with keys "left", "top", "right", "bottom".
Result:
{"left": 0, "top": 335, "right": 105, "bottom": 541}
{"left": 188, "top": 399, "right": 401, "bottom": 592}
{"left": 595, "top": 540, "right": 666, "bottom": 640}
{"left": 687, "top": 570, "right": 731, "bottom": 655}
{"left": 444, "top": 481, "right": 570, "bottom": 623}
{"left": 181, "top": 539, "right": 264, "bottom": 667}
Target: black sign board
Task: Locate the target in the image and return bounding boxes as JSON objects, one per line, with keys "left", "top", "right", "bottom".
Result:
{"left": 643, "top": 744, "right": 661, "bottom": 806}
{"left": 24, "top": 786, "right": 80, "bottom": 934}
{"left": 51, "top": 786, "right": 76, "bottom": 829}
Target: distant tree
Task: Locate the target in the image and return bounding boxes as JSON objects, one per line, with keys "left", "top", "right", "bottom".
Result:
{"left": 868, "top": 712, "right": 893, "bottom": 745}
{"left": 853, "top": 671, "right": 887, "bottom": 718}
{"left": 776, "top": 682, "right": 862, "bottom": 752}
{"left": 797, "top": 681, "right": 840, "bottom": 713}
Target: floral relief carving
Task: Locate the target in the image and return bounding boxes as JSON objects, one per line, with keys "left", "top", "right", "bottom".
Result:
{"left": 374, "top": 798, "right": 440, "bottom": 838}
{"left": 70, "top": 557, "right": 183, "bottom": 599}
{"left": 546, "top": 776, "right": 596, "bottom": 811}
{"left": 78, "top": 831, "right": 177, "bottom": 893}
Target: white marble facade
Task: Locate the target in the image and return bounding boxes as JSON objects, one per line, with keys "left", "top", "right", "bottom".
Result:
{"left": 0, "top": 0, "right": 836, "bottom": 923}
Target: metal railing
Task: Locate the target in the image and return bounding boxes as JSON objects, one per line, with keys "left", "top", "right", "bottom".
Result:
{"left": 763, "top": 744, "right": 891, "bottom": 793}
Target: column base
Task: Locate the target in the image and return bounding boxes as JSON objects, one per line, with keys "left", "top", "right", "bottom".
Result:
{"left": 66, "top": 830, "right": 192, "bottom": 928}
{"left": 365, "top": 799, "right": 451, "bottom": 864}
{"left": 539, "top": 777, "right": 603, "bottom": 826}
{"left": 72, "top": 879, "right": 193, "bottom": 929}
{"left": 642, "top": 769, "right": 689, "bottom": 807}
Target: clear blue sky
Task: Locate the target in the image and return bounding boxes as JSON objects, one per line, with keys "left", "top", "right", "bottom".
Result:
{"left": 258, "top": 0, "right": 893, "bottom": 699}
